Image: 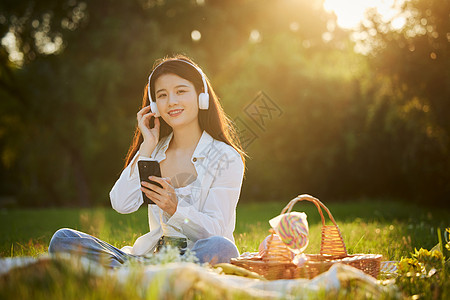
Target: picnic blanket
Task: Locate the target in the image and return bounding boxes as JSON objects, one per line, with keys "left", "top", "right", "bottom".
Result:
{"left": 0, "top": 255, "right": 398, "bottom": 299}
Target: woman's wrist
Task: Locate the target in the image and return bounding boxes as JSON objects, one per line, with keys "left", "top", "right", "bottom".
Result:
{"left": 139, "top": 141, "right": 156, "bottom": 157}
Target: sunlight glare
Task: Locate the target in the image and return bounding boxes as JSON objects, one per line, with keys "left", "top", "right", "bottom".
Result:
{"left": 1, "top": 32, "right": 23, "bottom": 65}
{"left": 323, "top": 0, "right": 405, "bottom": 29}
{"left": 249, "top": 30, "right": 262, "bottom": 43}
{"left": 191, "top": 30, "right": 201, "bottom": 42}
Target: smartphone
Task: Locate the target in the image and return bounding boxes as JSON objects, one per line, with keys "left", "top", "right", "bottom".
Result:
{"left": 138, "top": 160, "right": 162, "bottom": 205}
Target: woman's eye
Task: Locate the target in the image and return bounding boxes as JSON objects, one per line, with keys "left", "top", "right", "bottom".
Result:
{"left": 157, "top": 93, "right": 166, "bottom": 99}
{"left": 177, "top": 90, "right": 187, "bottom": 94}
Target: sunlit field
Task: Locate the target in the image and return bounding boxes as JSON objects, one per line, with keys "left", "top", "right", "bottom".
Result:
{"left": 1, "top": 0, "right": 449, "bottom": 298}
{"left": 1, "top": 199, "right": 449, "bottom": 299}
{"left": 2, "top": 199, "right": 448, "bottom": 260}
{"left": 0, "top": 200, "right": 450, "bottom": 299}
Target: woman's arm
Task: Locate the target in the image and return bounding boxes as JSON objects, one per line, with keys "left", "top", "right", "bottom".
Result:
{"left": 111, "top": 105, "right": 160, "bottom": 213}
{"left": 166, "top": 146, "right": 245, "bottom": 241}
{"left": 110, "top": 151, "right": 154, "bottom": 214}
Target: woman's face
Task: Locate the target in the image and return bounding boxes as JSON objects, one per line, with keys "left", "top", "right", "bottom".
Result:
{"left": 154, "top": 73, "right": 199, "bottom": 130}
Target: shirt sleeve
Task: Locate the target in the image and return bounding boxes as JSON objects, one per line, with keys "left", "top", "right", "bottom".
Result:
{"left": 109, "top": 151, "right": 155, "bottom": 214}
{"left": 166, "top": 147, "right": 244, "bottom": 241}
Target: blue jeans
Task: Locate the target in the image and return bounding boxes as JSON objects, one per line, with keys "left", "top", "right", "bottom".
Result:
{"left": 48, "top": 228, "right": 239, "bottom": 268}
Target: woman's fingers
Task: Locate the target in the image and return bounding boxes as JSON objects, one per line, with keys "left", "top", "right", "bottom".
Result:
{"left": 140, "top": 185, "right": 174, "bottom": 212}
{"left": 141, "top": 176, "right": 177, "bottom": 216}
{"left": 140, "top": 113, "right": 155, "bottom": 128}
{"left": 137, "top": 106, "right": 158, "bottom": 129}
{"left": 141, "top": 186, "right": 165, "bottom": 203}
{"left": 139, "top": 112, "right": 155, "bottom": 123}
{"left": 153, "top": 114, "right": 160, "bottom": 131}
{"left": 139, "top": 105, "right": 151, "bottom": 114}
{"left": 137, "top": 106, "right": 159, "bottom": 140}
{"left": 148, "top": 176, "right": 172, "bottom": 190}
{"left": 141, "top": 180, "right": 166, "bottom": 196}
{"left": 137, "top": 105, "right": 151, "bottom": 119}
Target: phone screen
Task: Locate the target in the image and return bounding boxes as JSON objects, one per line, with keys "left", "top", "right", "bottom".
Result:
{"left": 138, "top": 160, "right": 162, "bottom": 205}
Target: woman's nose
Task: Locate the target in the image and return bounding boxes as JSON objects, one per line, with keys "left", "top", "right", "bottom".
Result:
{"left": 167, "top": 92, "right": 179, "bottom": 105}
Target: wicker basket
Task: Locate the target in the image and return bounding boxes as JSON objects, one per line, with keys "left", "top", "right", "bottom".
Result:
{"left": 231, "top": 194, "right": 382, "bottom": 280}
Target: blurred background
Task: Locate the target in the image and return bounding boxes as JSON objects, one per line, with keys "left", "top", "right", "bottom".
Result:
{"left": 0, "top": 0, "right": 448, "bottom": 208}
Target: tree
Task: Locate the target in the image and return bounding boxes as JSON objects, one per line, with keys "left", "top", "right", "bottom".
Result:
{"left": 356, "top": 0, "right": 450, "bottom": 204}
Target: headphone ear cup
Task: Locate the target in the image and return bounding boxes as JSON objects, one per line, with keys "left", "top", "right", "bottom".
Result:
{"left": 150, "top": 101, "right": 160, "bottom": 117}
{"left": 198, "top": 93, "right": 209, "bottom": 110}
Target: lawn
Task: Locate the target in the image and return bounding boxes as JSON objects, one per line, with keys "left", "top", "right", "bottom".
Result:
{"left": 1, "top": 198, "right": 448, "bottom": 260}
{"left": 1, "top": 198, "right": 449, "bottom": 299}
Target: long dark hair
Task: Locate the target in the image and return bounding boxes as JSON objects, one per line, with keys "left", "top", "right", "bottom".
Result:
{"left": 124, "top": 54, "right": 247, "bottom": 172}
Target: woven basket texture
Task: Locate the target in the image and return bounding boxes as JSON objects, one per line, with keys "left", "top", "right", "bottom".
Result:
{"left": 231, "top": 194, "right": 382, "bottom": 280}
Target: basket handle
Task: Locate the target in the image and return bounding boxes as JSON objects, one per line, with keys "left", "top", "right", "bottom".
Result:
{"left": 281, "top": 194, "right": 338, "bottom": 227}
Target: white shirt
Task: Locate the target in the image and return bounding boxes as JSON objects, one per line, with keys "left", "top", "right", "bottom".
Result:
{"left": 109, "top": 130, "right": 245, "bottom": 256}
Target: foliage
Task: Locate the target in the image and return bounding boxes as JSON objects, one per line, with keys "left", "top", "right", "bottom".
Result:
{"left": 125, "top": 245, "right": 199, "bottom": 267}
{"left": 0, "top": 0, "right": 449, "bottom": 207}
{"left": 395, "top": 228, "right": 450, "bottom": 299}
{"left": 356, "top": 0, "right": 450, "bottom": 204}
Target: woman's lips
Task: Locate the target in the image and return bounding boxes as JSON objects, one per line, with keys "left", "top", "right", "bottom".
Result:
{"left": 168, "top": 109, "right": 183, "bottom": 117}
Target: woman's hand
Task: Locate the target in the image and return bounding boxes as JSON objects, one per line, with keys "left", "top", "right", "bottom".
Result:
{"left": 137, "top": 106, "right": 160, "bottom": 156}
{"left": 140, "top": 176, "right": 178, "bottom": 216}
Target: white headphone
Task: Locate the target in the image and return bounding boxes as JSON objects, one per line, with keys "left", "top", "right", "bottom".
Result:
{"left": 147, "top": 59, "right": 210, "bottom": 117}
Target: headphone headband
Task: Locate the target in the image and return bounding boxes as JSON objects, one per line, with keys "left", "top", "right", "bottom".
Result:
{"left": 147, "top": 59, "right": 209, "bottom": 105}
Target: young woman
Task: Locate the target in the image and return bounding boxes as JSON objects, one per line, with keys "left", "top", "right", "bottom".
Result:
{"left": 48, "top": 55, "right": 246, "bottom": 268}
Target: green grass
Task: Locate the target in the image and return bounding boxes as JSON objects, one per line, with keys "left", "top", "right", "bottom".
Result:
{"left": 1, "top": 199, "right": 449, "bottom": 299}
{"left": 236, "top": 199, "right": 449, "bottom": 261}
{"left": 1, "top": 199, "right": 449, "bottom": 260}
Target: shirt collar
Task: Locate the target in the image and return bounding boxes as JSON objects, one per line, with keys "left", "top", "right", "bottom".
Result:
{"left": 158, "top": 132, "right": 173, "bottom": 153}
{"left": 192, "top": 130, "right": 214, "bottom": 159}
{"left": 159, "top": 130, "right": 213, "bottom": 160}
